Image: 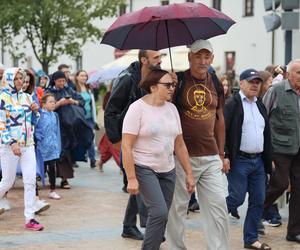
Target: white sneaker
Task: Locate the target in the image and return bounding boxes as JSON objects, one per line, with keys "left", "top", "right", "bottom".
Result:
{"left": 34, "top": 199, "right": 50, "bottom": 215}
{"left": 0, "top": 197, "right": 11, "bottom": 211}
{"left": 48, "top": 191, "right": 61, "bottom": 200}
{"left": 0, "top": 207, "right": 4, "bottom": 215}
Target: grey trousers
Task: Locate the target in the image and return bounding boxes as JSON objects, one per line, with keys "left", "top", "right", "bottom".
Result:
{"left": 167, "top": 155, "right": 229, "bottom": 250}
{"left": 135, "top": 165, "right": 176, "bottom": 250}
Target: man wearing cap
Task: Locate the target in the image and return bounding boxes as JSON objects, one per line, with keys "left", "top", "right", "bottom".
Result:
{"left": 167, "top": 39, "right": 230, "bottom": 250}
{"left": 224, "top": 69, "right": 272, "bottom": 250}
{"left": 263, "top": 59, "right": 300, "bottom": 243}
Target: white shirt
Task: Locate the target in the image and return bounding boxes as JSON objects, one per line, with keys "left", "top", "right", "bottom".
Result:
{"left": 239, "top": 91, "right": 265, "bottom": 153}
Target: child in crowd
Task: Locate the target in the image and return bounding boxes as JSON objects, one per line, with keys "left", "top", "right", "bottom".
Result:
{"left": 35, "top": 93, "right": 61, "bottom": 199}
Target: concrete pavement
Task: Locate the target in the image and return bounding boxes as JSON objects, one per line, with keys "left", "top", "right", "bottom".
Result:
{"left": 0, "top": 160, "right": 299, "bottom": 250}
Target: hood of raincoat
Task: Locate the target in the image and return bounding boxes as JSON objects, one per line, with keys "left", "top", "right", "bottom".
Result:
{"left": 0, "top": 67, "right": 25, "bottom": 94}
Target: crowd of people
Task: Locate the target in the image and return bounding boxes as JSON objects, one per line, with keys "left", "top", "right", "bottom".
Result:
{"left": 104, "top": 39, "right": 300, "bottom": 250}
{"left": 0, "top": 64, "right": 95, "bottom": 230}
{"left": 0, "top": 40, "right": 300, "bottom": 250}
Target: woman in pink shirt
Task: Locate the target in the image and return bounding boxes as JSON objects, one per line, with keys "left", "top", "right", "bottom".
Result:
{"left": 122, "top": 68, "right": 195, "bottom": 250}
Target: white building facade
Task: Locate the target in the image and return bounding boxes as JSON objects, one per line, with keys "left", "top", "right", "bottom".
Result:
{"left": 1, "top": 0, "right": 299, "bottom": 77}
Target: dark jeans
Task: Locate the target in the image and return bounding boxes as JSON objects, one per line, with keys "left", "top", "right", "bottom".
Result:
{"left": 121, "top": 152, "right": 147, "bottom": 228}
{"left": 44, "top": 160, "right": 57, "bottom": 190}
{"left": 135, "top": 165, "right": 176, "bottom": 250}
{"left": 264, "top": 150, "right": 300, "bottom": 235}
{"left": 226, "top": 155, "right": 266, "bottom": 245}
{"left": 86, "top": 118, "right": 96, "bottom": 162}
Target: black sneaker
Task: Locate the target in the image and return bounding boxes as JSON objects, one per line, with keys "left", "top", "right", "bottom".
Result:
{"left": 188, "top": 201, "right": 200, "bottom": 212}
{"left": 121, "top": 226, "right": 144, "bottom": 240}
{"left": 90, "top": 160, "right": 96, "bottom": 169}
{"left": 229, "top": 210, "right": 240, "bottom": 220}
{"left": 122, "top": 186, "right": 128, "bottom": 193}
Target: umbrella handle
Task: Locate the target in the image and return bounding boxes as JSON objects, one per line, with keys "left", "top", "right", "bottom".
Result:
{"left": 165, "top": 20, "right": 174, "bottom": 72}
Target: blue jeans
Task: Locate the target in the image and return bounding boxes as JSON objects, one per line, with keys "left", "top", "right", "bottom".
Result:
{"left": 226, "top": 155, "right": 266, "bottom": 245}
{"left": 86, "top": 118, "right": 96, "bottom": 162}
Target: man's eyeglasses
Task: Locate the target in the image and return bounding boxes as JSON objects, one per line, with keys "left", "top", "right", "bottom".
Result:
{"left": 158, "top": 82, "right": 176, "bottom": 89}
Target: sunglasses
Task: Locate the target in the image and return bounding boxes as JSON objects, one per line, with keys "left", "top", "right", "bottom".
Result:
{"left": 158, "top": 82, "right": 176, "bottom": 89}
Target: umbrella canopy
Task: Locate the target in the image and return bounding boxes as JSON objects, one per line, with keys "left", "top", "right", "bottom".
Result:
{"left": 101, "top": 2, "right": 235, "bottom": 51}
{"left": 87, "top": 65, "right": 127, "bottom": 84}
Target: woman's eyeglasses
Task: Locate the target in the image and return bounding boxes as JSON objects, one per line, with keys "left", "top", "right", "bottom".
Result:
{"left": 158, "top": 82, "right": 176, "bottom": 89}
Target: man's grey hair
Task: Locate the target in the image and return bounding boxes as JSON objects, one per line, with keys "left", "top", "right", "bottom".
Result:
{"left": 287, "top": 59, "right": 300, "bottom": 72}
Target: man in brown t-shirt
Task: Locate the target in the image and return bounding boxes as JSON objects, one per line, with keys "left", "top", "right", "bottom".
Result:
{"left": 167, "top": 39, "right": 230, "bottom": 250}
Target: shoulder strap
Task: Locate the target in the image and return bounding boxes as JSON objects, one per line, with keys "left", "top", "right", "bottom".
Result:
{"left": 211, "top": 72, "right": 224, "bottom": 98}
{"left": 175, "top": 71, "right": 185, "bottom": 106}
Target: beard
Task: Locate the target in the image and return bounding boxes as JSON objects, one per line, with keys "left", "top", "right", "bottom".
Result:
{"left": 148, "top": 64, "right": 161, "bottom": 70}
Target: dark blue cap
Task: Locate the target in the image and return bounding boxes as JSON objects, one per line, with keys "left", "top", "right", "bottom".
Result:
{"left": 239, "top": 69, "right": 263, "bottom": 82}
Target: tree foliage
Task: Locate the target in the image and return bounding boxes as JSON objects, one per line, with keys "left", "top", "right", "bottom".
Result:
{"left": 0, "top": 0, "right": 124, "bottom": 73}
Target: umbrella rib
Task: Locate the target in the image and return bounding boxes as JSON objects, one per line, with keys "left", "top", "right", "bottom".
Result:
{"left": 177, "top": 18, "right": 197, "bottom": 43}
{"left": 209, "top": 18, "right": 230, "bottom": 34}
{"left": 119, "top": 25, "right": 134, "bottom": 49}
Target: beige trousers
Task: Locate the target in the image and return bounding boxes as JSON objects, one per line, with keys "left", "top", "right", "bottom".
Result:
{"left": 166, "top": 155, "right": 229, "bottom": 250}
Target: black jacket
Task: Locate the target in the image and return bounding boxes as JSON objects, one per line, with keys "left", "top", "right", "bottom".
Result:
{"left": 224, "top": 92, "right": 272, "bottom": 174}
{"left": 104, "top": 61, "right": 145, "bottom": 144}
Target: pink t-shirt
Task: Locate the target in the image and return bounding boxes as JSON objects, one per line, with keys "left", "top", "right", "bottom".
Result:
{"left": 122, "top": 98, "right": 182, "bottom": 173}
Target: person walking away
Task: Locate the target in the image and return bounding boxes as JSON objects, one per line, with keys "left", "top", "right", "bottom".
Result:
{"left": 98, "top": 86, "right": 120, "bottom": 171}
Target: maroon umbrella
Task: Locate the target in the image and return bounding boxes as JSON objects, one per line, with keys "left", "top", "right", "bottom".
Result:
{"left": 101, "top": 2, "right": 235, "bottom": 70}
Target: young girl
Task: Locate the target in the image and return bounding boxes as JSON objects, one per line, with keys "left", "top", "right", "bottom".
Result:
{"left": 35, "top": 93, "right": 61, "bottom": 199}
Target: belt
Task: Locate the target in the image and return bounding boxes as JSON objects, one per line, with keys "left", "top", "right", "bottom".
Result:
{"left": 238, "top": 150, "right": 261, "bottom": 159}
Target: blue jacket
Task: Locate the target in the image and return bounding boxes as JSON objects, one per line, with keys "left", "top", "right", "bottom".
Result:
{"left": 35, "top": 109, "right": 61, "bottom": 161}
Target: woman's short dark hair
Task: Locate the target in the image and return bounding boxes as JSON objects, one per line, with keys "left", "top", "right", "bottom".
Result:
{"left": 139, "top": 68, "right": 169, "bottom": 93}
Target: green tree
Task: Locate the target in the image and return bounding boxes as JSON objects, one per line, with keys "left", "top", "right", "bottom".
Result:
{"left": 0, "top": 0, "right": 124, "bottom": 73}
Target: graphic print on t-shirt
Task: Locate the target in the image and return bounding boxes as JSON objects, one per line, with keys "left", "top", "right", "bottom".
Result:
{"left": 185, "top": 83, "right": 213, "bottom": 120}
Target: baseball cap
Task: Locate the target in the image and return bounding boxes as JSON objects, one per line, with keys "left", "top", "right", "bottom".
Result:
{"left": 190, "top": 39, "right": 213, "bottom": 54}
{"left": 239, "top": 69, "right": 263, "bottom": 82}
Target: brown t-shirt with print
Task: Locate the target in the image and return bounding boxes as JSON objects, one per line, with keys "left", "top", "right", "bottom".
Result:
{"left": 177, "top": 70, "right": 221, "bottom": 157}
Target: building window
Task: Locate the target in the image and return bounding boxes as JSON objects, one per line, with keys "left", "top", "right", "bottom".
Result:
{"left": 244, "top": 0, "right": 254, "bottom": 17}
{"left": 225, "top": 51, "right": 236, "bottom": 87}
{"left": 186, "top": 0, "right": 194, "bottom": 2}
{"left": 161, "top": 0, "right": 169, "bottom": 6}
{"left": 212, "top": 0, "right": 221, "bottom": 11}
{"left": 76, "top": 55, "right": 82, "bottom": 71}
{"left": 119, "top": 3, "right": 126, "bottom": 16}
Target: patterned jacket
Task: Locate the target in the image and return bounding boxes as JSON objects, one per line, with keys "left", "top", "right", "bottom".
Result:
{"left": 0, "top": 67, "right": 39, "bottom": 146}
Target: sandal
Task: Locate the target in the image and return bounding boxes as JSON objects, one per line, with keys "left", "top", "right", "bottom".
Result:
{"left": 244, "top": 242, "right": 271, "bottom": 250}
{"left": 60, "top": 180, "right": 71, "bottom": 189}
